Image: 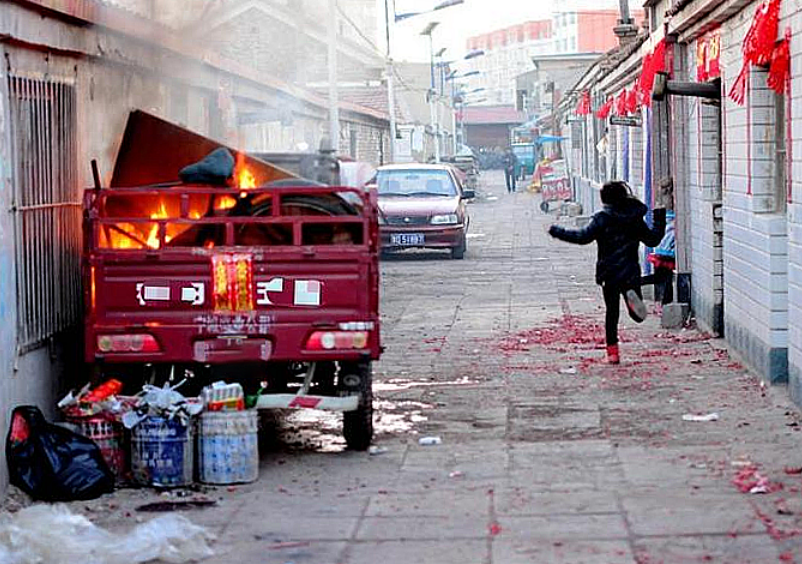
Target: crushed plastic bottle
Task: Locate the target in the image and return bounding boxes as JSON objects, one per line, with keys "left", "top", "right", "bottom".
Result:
{"left": 418, "top": 436, "right": 442, "bottom": 446}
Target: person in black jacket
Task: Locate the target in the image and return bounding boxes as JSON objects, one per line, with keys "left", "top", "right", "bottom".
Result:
{"left": 502, "top": 149, "right": 518, "bottom": 193}
{"left": 548, "top": 181, "right": 666, "bottom": 364}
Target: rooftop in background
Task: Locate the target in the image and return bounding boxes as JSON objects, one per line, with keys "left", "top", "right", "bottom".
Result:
{"left": 335, "top": 86, "right": 415, "bottom": 123}
{"left": 461, "top": 105, "right": 526, "bottom": 125}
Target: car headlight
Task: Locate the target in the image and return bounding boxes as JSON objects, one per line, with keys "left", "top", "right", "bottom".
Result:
{"left": 378, "top": 214, "right": 387, "bottom": 225}
{"left": 431, "top": 214, "right": 459, "bottom": 225}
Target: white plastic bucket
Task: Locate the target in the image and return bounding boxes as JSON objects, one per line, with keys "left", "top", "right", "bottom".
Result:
{"left": 197, "top": 410, "right": 259, "bottom": 485}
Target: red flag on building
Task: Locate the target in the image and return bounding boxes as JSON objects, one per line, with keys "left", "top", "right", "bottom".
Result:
{"left": 615, "top": 90, "right": 628, "bottom": 116}
{"left": 595, "top": 97, "right": 613, "bottom": 119}
{"left": 730, "top": 0, "right": 783, "bottom": 104}
{"left": 638, "top": 40, "right": 666, "bottom": 108}
{"left": 767, "top": 29, "right": 791, "bottom": 94}
{"left": 626, "top": 88, "right": 639, "bottom": 114}
{"left": 576, "top": 90, "right": 592, "bottom": 115}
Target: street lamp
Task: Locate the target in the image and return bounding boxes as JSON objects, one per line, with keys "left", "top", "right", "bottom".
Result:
{"left": 395, "top": 0, "right": 465, "bottom": 22}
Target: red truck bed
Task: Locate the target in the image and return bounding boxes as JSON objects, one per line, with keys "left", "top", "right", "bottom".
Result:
{"left": 83, "top": 186, "right": 381, "bottom": 366}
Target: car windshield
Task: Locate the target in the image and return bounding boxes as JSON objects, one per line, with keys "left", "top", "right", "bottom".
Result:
{"left": 377, "top": 169, "right": 457, "bottom": 197}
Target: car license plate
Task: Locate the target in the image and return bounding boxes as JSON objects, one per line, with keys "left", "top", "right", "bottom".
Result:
{"left": 391, "top": 233, "right": 424, "bottom": 246}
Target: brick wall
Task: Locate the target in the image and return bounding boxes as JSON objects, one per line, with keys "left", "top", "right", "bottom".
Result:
{"left": 684, "top": 41, "right": 725, "bottom": 335}
{"left": 786, "top": 8, "right": 802, "bottom": 401}
{"left": 720, "top": 11, "right": 789, "bottom": 383}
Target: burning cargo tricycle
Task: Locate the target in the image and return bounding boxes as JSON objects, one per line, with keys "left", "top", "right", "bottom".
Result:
{"left": 83, "top": 112, "right": 381, "bottom": 450}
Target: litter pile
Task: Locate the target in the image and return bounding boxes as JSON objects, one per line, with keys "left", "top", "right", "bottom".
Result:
{"left": 0, "top": 504, "right": 213, "bottom": 564}
{"left": 7, "top": 377, "right": 259, "bottom": 503}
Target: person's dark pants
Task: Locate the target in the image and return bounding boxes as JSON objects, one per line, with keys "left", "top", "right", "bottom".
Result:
{"left": 654, "top": 267, "right": 674, "bottom": 305}
{"left": 602, "top": 283, "right": 642, "bottom": 346}
{"left": 641, "top": 269, "right": 674, "bottom": 305}
{"left": 505, "top": 169, "right": 516, "bottom": 192}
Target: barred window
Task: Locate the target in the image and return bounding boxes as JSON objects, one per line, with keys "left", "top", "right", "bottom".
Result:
{"left": 7, "top": 76, "right": 80, "bottom": 352}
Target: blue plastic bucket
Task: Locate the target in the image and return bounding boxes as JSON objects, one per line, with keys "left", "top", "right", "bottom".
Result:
{"left": 131, "top": 417, "right": 193, "bottom": 487}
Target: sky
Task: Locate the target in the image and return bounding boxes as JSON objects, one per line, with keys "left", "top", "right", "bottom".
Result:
{"left": 385, "top": 0, "right": 620, "bottom": 66}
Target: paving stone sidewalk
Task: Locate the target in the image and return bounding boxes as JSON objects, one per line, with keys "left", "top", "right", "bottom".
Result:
{"left": 46, "top": 171, "right": 802, "bottom": 563}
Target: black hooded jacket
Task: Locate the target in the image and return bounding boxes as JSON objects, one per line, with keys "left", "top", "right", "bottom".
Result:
{"left": 550, "top": 198, "right": 666, "bottom": 288}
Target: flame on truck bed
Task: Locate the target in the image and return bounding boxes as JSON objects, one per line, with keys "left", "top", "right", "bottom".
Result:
{"left": 101, "top": 111, "right": 311, "bottom": 250}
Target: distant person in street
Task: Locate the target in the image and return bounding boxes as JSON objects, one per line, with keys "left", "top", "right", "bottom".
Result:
{"left": 548, "top": 181, "right": 666, "bottom": 364}
{"left": 503, "top": 148, "right": 518, "bottom": 193}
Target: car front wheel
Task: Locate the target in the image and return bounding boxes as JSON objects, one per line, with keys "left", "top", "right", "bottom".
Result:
{"left": 451, "top": 236, "right": 466, "bottom": 260}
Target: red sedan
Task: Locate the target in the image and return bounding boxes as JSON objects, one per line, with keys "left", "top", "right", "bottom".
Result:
{"left": 376, "top": 164, "right": 473, "bottom": 259}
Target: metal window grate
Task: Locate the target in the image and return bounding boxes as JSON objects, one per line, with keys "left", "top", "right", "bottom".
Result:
{"left": 7, "top": 75, "right": 80, "bottom": 351}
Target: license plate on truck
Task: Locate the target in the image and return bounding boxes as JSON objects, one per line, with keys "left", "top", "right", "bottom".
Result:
{"left": 391, "top": 233, "right": 424, "bottom": 246}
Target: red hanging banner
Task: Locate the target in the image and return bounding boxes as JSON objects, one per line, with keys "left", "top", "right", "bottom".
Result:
{"left": 697, "top": 29, "right": 721, "bottom": 82}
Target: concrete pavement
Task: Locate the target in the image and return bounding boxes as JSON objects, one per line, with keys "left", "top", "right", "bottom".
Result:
{"left": 65, "top": 171, "right": 802, "bottom": 563}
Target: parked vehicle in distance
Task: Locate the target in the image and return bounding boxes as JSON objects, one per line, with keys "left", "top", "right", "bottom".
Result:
{"left": 512, "top": 143, "right": 538, "bottom": 179}
{"left": 375, "top": 164, "right": 473, "bottom": 259}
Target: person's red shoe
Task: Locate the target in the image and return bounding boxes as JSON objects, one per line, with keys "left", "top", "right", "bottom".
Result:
{"left": 606, "top": 345, "right": 620, "bottom": 364}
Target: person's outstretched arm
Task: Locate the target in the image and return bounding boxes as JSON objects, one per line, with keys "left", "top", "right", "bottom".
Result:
{"left": 639, "top": 208, "right": 666, "bottom": 248}
{"left": 548, "top": 215, "right": 602, "bottom": 245}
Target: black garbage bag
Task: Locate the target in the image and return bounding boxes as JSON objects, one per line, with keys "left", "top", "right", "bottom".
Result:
{"left": 6, "top": 406, "right": 114, "bottom": 501}
{"left": 178, "top": 147, "right": 235, "bottom": 185}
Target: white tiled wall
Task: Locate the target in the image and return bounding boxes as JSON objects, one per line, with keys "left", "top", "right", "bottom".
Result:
{"left": 719, "top": 10, "right": 789, "bottom": 382}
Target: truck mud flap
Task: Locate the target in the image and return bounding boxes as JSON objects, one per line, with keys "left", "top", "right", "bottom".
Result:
{"left": 256, "top": 394, "right": 359, "bottom": 412}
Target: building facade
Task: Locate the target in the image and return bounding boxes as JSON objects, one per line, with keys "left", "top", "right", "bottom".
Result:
{"left": 559, "top": 0, "right": 802, "bottom": 402}
{"left": 465, "top": 9, "right": 646, "bottom": 107}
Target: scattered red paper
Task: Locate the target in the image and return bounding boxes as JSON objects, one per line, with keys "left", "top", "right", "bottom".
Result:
{"left": 489, "top": 522, "right": 502, "bottom": 536}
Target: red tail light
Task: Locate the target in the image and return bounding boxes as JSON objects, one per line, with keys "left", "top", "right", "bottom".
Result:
{"left": 305, "top": 331, "right": 369, "bottom": 351}
{"left": 97, "top": 334, "right": 160, "bottom": 353}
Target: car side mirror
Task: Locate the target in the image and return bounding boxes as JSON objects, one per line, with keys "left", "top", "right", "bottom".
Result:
{"left": 461, "top": 190, "right": 475, "bottom": 200}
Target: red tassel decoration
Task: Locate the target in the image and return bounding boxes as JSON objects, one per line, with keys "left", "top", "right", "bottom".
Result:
{"left": 728, "top": 64, "right": 750, "bottom": 106}
{"left": 743, "top": 0, "right": 781, "bottom": 66}
{"left": 767, "top": 30, "right": 791, "bottom": 94}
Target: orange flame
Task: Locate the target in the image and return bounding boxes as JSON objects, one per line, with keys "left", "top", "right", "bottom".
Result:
{"left": 235, "top": 153, "right": 257, "bottom": 190}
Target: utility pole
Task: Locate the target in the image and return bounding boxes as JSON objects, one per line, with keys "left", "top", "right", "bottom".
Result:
{"left": 421, "top": 23, "right": 441, "bottom": 163}
{"left": 328, "top": 0, "right": 340, "bottom": 154}
{"left": 385, "top": 0, "right": 397, "bottom": 163}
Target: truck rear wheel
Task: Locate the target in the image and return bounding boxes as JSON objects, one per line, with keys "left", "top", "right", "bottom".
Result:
{"left": 340, "top": 361, "right": 373, "bottom": 450}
